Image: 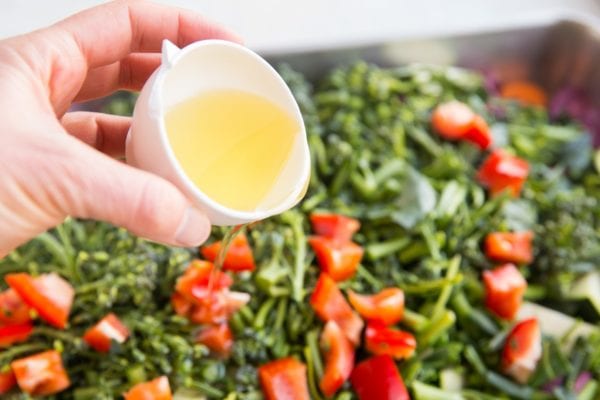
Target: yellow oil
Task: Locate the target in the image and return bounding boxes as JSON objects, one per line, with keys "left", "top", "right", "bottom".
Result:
{"left": 209, "top": 224, "right": 245, "bottom": 292}
{"left": 165, "top": 89, "right": 299, "bottom": 212}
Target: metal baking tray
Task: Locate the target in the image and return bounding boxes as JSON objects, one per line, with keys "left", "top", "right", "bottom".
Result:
{"left": 264, "top": 14, "right": 600, "bottom": 107}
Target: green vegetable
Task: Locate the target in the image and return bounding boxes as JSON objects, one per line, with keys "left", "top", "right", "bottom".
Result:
{"left": 1, "top": 61, "right": 599, "bottom": 399}
{"left": 412, "top": 380, "right": 465, "bottom": 400}
{"left": 569, "top": 272, "right": 600, "bottom": 317}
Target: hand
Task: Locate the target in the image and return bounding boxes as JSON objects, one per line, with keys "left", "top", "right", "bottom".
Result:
{"left": 0, "top": 0, "right": 240, "bottom": 257}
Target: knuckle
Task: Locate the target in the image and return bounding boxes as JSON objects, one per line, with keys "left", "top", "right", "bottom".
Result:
{"left": 130, "top": 178, "right": 179, "bottom": 235}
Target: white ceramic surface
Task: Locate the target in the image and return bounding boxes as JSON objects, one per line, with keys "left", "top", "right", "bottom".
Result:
{"left": 125, "top": 39, "right": 310, "bottom": 226}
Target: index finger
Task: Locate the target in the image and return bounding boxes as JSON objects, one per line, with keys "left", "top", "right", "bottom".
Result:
{"left": 56, "top": 0, "right": 242, "bottom": 69}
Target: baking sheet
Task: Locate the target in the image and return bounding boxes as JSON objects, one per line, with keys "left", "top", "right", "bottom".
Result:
{"left": 266, "top": 17, "right": 600, "bottom": 106}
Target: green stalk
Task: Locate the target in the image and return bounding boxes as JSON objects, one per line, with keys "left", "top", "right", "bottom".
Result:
{"left": 464, "top": 345, "right": 543, "bottom": 400}
{"left": 309, "top": 131, "right": 331, "bottom": 176}
{"left": 407, "top": 127, "right": 443, "bottom": 157}
{"left": 56, "top": 223, "right": 76, "bottom": 278}
{"left": 36, "top": 233, "right": 71, "bottom": 272}
{"left": 237, "top": 305, "right": 255, "bottom": 325}
{"left": 462, "top": 389, "right": 506, "bottom": 400}
{"left": 402, "top": 308, "right": 429, "bottom": 332}
{"left": 419, "top": 310, "right": 456, "bottom": 346}
{"left": 451, "top": 290, "right": 498, "bottom": 335}
{"left": 401, "top": 359, "right": 423, "bottom": 384}
{"left": 421, "top": 225, "right": 442, "bottom": 260}
{"left": 301, "top": 189, "right": 328, "bottom": 212}
{"left": 304, "top": 347, "right": 325, "bottom": 400}
{"left": 430, "top": 256, "right": 461, "bottom": 320}
{"left": 188, "top": 381, "right": 224, "bottom": 399}
{"left": 33, "top": 326, "right": 82, "bottom": 345}
{"left": 402, "top": 275, "right": 462, "bottom": 295}
{"left": 487, "top": 329, "right": 510, "bottom": 352}
{"left": 253, "top": 298, "right": 277, "bottom": 330}
{"left": 366, "top": 237, "right": 410, "bottom": 260}
{"left": 350, "top": 172, "right": 377, "bottom": 201}
{"left": 484, "top": 372, "right": 535, "bottom": 400}
{"left": 374, "top": 158, "right": 406, "bottom": 184}
{"left": 329, "top": 157, "right": 353, "bottom": 196}
{"left": 285, "top": 212, "right": 308, "bottom": 303}
{"left": 412, "top": 381, "right": 464, "bottom": 400}
{"left": 355, "top": 264, "right": 383, "bottom": 289}
{"left": 306, "top": 329, "right": 324, "bottom": 379}
{"left": 0, "top": 343, "right": 48, "bottom": 362}
{"left": 273, "top": 298, "right": 288, "bottom": 331}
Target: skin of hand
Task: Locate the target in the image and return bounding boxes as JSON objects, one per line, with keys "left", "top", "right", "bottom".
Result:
{"left": 0, "top": 0, "right": 241, "bottom": 258}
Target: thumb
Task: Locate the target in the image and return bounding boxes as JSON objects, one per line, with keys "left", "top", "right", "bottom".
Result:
{"left": 66, "top": 142, "right": 211, "bottom": 247}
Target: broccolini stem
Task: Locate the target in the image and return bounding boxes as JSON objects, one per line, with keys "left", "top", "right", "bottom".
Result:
{"left": 273, "top": 298, "right": 288, "bottom": 331}
{"left": 419, "top": 310, "right": 456, "bottom": 346}
{"left": 253, "top": 298, "right": 277, "bottom": 330}
{"left": 285, "top": 212, "right": 308, "bottom": 303}
{"left": 365, "top": 237, "right": 410, "bottom": 260}
{"left": 33, "top": 326, "right": 82, "bottom": 345}
{"left": 36, "top": 233, "right": 72, "bottom": 273}
{"left": 189, "top": 381, "right": 225, "bottom": 399}
{"left": 430, "top": 256, "right": 461, "bottom": 321}
{"left": 401, "top": 275, "right": 462, "bottom": 295}
{"left": 304, "top": 346, "right": 325, "bottom": 400}
{"left": 355, "top": 265, "right": 383, "bottom": 289}
{"left": 0, "top": 342, "right": 48, "bottom": 362}
{"left": 451, "top": 290, "right": 498, "bottom": 336}
{"left": 306, "top": 329, "right": 324, "bottom": 379}
{"left": 402, "top": 308, "right": 429, "bottom": 332}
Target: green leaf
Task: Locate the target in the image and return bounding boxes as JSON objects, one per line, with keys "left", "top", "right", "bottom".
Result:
{"left": 436, "top": 181, "right": 467, "bottom": 219}
{"left": 392, "top": 168, "right": 437, "bottom": 229}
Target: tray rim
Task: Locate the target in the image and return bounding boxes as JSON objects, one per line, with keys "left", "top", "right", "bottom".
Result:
{"left": 260, "top": 9, "right": 600, "bottom": 58}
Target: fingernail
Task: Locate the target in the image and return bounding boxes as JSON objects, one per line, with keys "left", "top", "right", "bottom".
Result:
{"left": 175, "top": 207, "right": 211, "bottom": 247}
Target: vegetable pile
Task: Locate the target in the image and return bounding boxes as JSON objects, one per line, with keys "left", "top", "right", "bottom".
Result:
{"left": 1, "top": 61, "right": 600, "bottom": 399}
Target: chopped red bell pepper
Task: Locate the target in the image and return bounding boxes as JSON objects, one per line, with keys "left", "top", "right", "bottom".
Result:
{"left": 189, "top": 290, "right": 250, "bottom": 325}
{"left": 83, "top": 313, "right": 130, "bottom": 353}
{"left": 174, "top": 259, "right": 248, "bottom": 325}
{"left": 319, "top": 321, "right": 355, "bottom": 396}
{"left": 431, "top": 101, "right": 492, "bottom": 149}
{"left": 0, "top": 289, "right": 31, "bottom": 325}
{"left": 0, "top": 323, "right": 33, "bottom": 347}
{"left": 365, "top": 322, "right": 417, "bottom": 360}
{"left": 310, "top": 273, "right": 364, "bottom": 345}
{"left": 483, "top": 263, "right": 527, "bottom": 320}
{"left": 350, "top": 354, "right": 410, "bottom": 400}
{"left": 170, "top": 292, "right": 192, "bottom": 317}
{"left": 11, "top": 350, "right": 70, "bottom": 396}
{"left": 201, "top": 234, "right": 256, "bottom": 272}
{"left": 5, "top": 273, "right": 74, "bottom": 329}
{"left": 195, "top": 323, "right": 234, "bottom": 357}
{"left": 123, "top": 376, "right": 172, "bottom": 400}
{"left": 502, "top": 318, "right": 542, "bottom": 384}
{"left": 0, "top": 369, "right": 16, "bottom": 395}
{"left": 484, "top": 231, "right": 534, "bottom": 264}
{"left": 477, "top": 149, "right": 529, "bottom": 197}
{"left": 175, "top": 260, "right": 233, "bottom": 302}
{"left": 432, "top": 101, "right": 476, "bottom": 140}
{"left": 258, "top": 357, "right": 310, "bottom": 400}
{"left": 348, "top": 288, "right": 404, "bottom": 326}
{"left": 464, "top": 114, "right": 493, "bottom": 150}
{"left": 310, "top": 213, "right": 361, "bottom": 242}
{"left": 308, "top": 236, "right": 363, "bottom": 282}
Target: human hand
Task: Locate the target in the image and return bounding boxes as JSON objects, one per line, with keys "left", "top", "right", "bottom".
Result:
{"left": 0, "top": 0, "right": 240, "bottom": 257}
